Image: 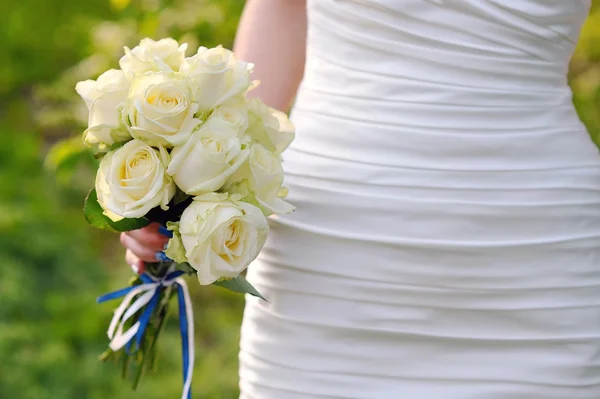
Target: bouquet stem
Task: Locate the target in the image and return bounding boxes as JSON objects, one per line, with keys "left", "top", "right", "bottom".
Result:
{"left": 99, "top": 261, "right": 179, "bottom": 390}
{"left": 132, "top": 283, "right": 175, "bottom": 390}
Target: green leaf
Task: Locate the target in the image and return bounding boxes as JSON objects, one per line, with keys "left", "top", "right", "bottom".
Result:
{"left": 175, "top": 262, "right": 196, "bottom": 275}
{"left": 213, "top": 274, "right": 267, "bottom": 301}
{"left": 83, "top": 189, "right": 150, "bottom": 232}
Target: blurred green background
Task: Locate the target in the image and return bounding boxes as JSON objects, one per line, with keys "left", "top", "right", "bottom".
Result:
{"left": 1, "top": 1, "right": 246, "bottom": 398}
{"left": 0, "top": 1, "right": 599, "bottom": 398}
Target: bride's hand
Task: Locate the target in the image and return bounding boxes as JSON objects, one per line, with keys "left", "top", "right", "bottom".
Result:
{"left": 120, "top": 222, "right": 171, "bottom": 274}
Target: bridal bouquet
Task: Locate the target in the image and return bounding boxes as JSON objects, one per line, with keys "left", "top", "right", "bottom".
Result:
{"left": 75, "top": 38, "right": 295, "bottom": 398}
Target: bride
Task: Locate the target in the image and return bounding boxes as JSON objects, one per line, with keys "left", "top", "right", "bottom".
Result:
{"left": 120, "top": 0, "right": 600, "bottom": 397}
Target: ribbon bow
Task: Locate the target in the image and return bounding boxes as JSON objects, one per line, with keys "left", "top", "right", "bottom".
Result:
{"left": 97, "top": 268, "right": 194, "bottom": 399}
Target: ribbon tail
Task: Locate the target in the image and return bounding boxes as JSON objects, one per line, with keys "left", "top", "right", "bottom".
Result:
{"left": 110, "top": 321, "right": 140, "bottom": 352}
{"left": 97, "top": 285, "right": 139, "bottom": 303}
{"left": 106, "top": 285, "right": 157, "bottom": 351}
{"left": 98, "top": 268, "right": 194, "bottom": 399}
{"left": 176, "top": 278, "right": 194, "bottom": 399}
{"left": 134, "top": 288, "right": 162, "bottom": 350}
{"left": 106, "top": 285, "right": 149, "bottom": 340}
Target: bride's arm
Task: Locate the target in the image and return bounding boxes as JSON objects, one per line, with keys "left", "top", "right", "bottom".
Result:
{"left": 234, "top": 0, "right": 307, "bottom": 112}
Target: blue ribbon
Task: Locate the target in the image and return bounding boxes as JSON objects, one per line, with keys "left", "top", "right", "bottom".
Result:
{"left": 98, "top": 269, "right": 194, "bottom": 399}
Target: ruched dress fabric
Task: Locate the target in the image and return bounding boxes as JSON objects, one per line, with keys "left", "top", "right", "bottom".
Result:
{"left": 239, "top": 1, "right": 600, "bottom": 398}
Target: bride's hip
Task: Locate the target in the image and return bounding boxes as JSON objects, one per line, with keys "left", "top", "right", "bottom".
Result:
{"left": 265, "top": 146, "right": 600, "bottom": 291}
{"left": 247, "top": 183, "right": 600, "bottom": 314}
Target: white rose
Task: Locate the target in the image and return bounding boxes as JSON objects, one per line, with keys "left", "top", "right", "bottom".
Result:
{"left": 171, "top": 193, "right": 269, "bottom": 285}
{"left": 180, "top": 45, "right": 253, "bottom": 110}
{"left": 226, "top": 144, "right": 295, "bottom": 216}
{"left": 119, "top": 38, "right": 187, "bottom": 80}
{"left": 95, "top": 139, "right": 175, "bottom": 221}
{"left": 202, "top": 97, "right": 249, "bottom": 135}
{"left": 75, "top": 69, "right": 131, "bottom": 152}
{"left": 245, "top": 98, "right": 295, "bottom": 154}
{"left": 126, "top": 72, "right": 200, "bottom": 147}
{"left": 167, "top": 123, "right": 248, "bottom": 195}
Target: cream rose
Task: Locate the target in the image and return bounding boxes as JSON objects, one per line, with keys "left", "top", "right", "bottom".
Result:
{"left": 245, "top": 98, "right": 295, "bottom": 154}
{"left": 75, "top": 69, "right": 131, "bottom": 152}
{"left": 226, "top": 144, "right": 295, "bottom": 216}
{"left": 167, "top": 123, "right": 248, "bottom": 195}
{"left": 202, "top": 97, "right": 249, "bottom": 135}
{"left": 167, "top": 193, "right": 269, "bottom": 285}
{"left": 180, "top": 45, "right": 253, "bottom": 110}
{"left": 95, "top": 139, "right": 175, "bottom": 220}
{"left": 126, "top": 72, "right": 200, "bottom": 147}
{"left": 119, "top": 38, "right": 187, "bottom": 80}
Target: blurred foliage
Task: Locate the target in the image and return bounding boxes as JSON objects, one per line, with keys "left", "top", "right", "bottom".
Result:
{"left": 572, "top": 1, "right": 600, "bottom": 145}
{"left": 0, "top": 0, "right": 599, "bottom": 398}
{"left": 0, "top": 0, "right": 246, "bottom": 398}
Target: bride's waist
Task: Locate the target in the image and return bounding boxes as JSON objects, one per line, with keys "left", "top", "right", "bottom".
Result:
{"left": 289, "top": 95, "right": 600, "bottom": 171}
{"left": 294, "top": 84, "right": 582, "bottom": 129}
{"left": 302, "top": 50, "right": 573, "bottom": 105}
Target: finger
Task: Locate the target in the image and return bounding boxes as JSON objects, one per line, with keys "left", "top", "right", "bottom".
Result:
{"left": 125, "top": 222, "right": 169, "bottom": 252}
{"left": 120, "top": 233, "right": 160, "bottom": 263}
{"left": 125, "top": 249, "right": 145, "bottom": 274}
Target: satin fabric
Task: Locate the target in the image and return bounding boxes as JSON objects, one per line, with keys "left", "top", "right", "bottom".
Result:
{"left": 239, "top": 1, "right": 600, "bottom": 398}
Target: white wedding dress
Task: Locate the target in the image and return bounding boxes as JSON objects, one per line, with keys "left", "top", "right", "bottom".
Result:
{"left": 239, "top": 1, "right": 600, "bottom": 398}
